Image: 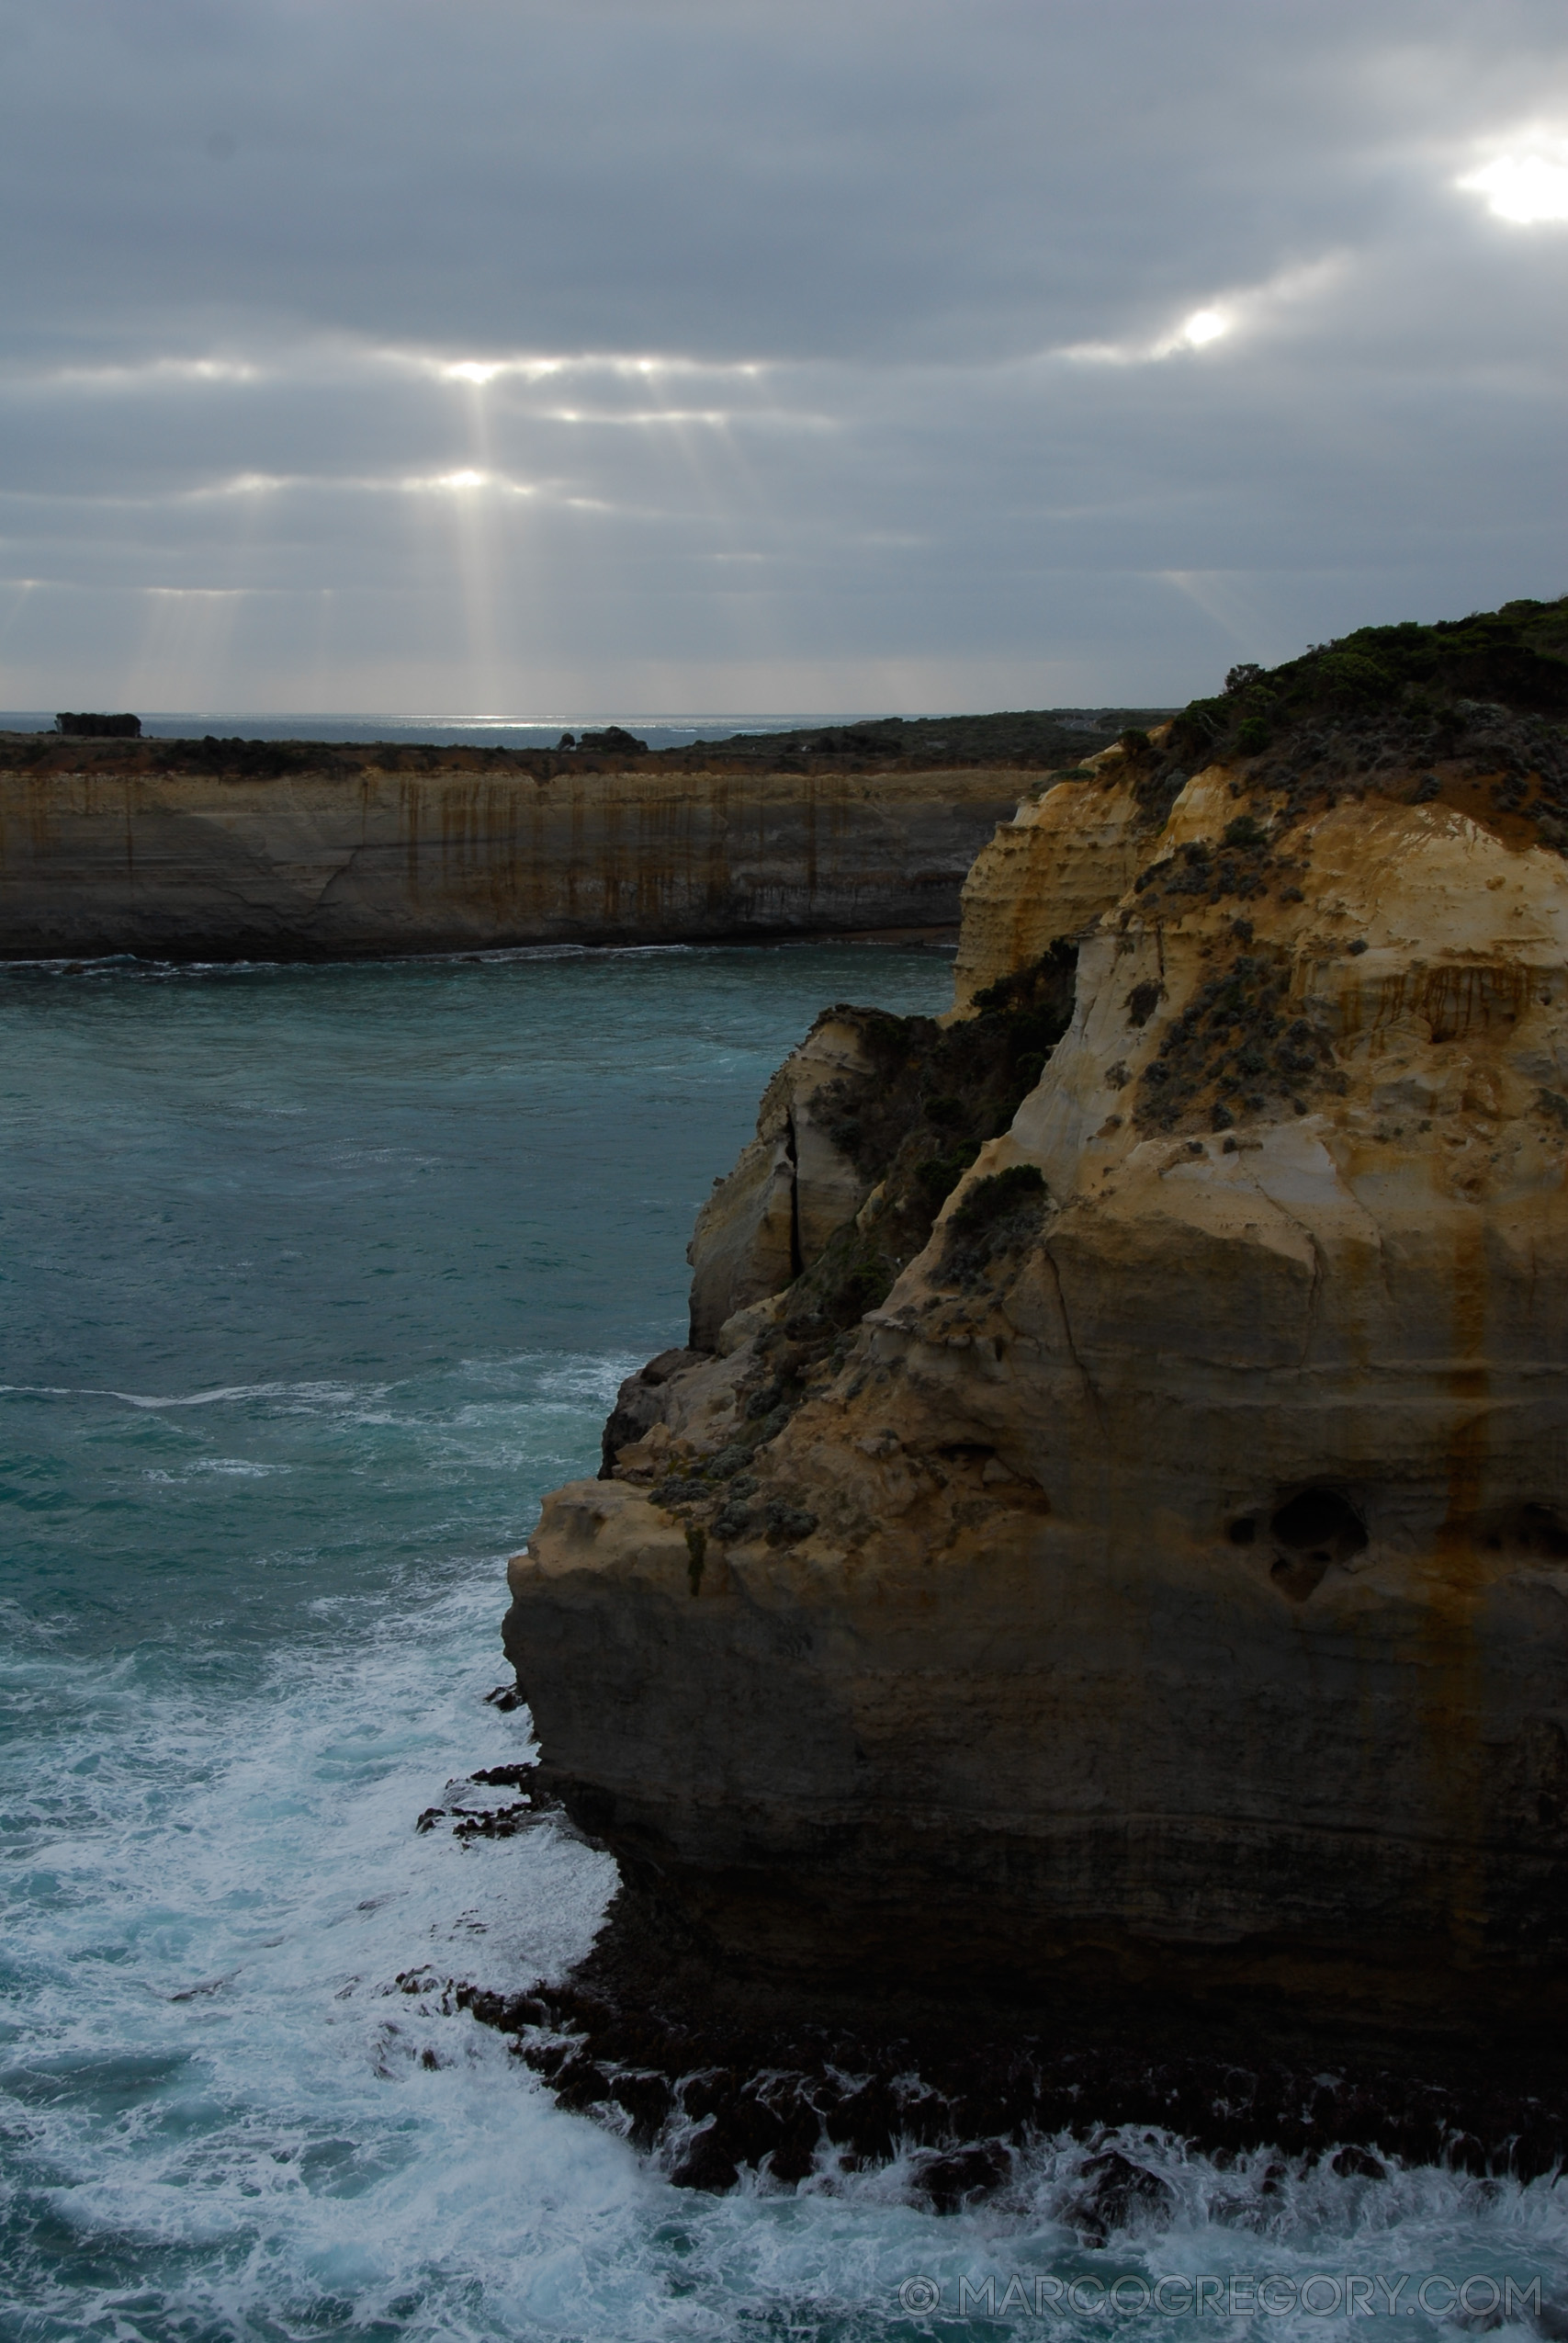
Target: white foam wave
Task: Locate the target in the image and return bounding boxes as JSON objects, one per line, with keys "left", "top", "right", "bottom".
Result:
{"left": 8, "top": 1567, "right": 1568, "bottom": 2342}
{"left": 0, "top": 1377, "right": 384, "bottom": 1409}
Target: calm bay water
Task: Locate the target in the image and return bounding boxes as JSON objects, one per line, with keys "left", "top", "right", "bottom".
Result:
{"left": 2, "top": 945, "right": 1565, "bottom": 2342}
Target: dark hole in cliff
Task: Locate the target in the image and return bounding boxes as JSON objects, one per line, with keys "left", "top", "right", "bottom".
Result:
{"left": 1227, "top": 1516, "right": 1258, "bottom": 1545}
{"left": 1271, "top": 1552, "right": 1328, "bottom": 1602}
{"left": 1519, "top": 1503, "right": 1568, "bottom": 1557}
{"left": 1124, "top": 979, "right": 1162, "bottom": 1027}
{"left": 1269, "top": 1488, "right": 1367, "bottom": 1602}
{"left": 1483, "top": 1502, "right": 1568, "bottom": 1560}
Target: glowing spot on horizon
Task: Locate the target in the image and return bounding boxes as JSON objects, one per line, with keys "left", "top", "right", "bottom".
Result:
{"left": 1460, "top": 145, "right": 1568, "bottom": 224}
{"left": 1181, "top": 308, "right": 1228, "bottom": 346}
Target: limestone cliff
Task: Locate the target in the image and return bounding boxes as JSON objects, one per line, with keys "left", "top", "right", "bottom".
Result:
{"left": 506, "top": 599, "right": 1568, "bottom": 2030}
{"left": 0, "top": 747, "right": 1021, "bottom": 959}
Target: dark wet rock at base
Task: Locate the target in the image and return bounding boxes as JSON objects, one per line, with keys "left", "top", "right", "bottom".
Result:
{"left": 444, "top": 1883, "right": 1568, "bottom": 2204}
{"left": 916, "top": 2144, "right": 1014, "bottom": 2213}
{"left": 1066, "top": 2149, "right": 1178, "bottom": 2243}
{"left": 411, "top": 1761, "right": 563, "bottom": 1843}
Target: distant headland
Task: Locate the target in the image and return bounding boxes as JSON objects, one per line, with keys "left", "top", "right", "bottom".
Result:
{"left": 0, "top": 705, "right": 1172, "bottom": 962}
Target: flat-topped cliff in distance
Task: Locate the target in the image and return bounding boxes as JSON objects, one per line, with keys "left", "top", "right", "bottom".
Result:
{"left": 506, "top": 594, "right": 1568, "bottom": 2049}
{"left": 0, "top": 707, "right": 1168, "bottom": 961}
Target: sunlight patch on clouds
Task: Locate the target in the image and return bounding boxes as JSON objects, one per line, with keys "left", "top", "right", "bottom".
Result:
{"left": 6, "top": 341, "right": 779, "bottom": 402}
{"left": 11, "top": 466, "right": 550, "bottom": 511}
{"left": 399, "top": 467, "right": 534, "bottom": 495}
{"left": 28, "top": 356, "right": 264, "bottom": 391}
{"left": 4, "top": 341, "right": 784, "bottom": 402}
{"left": 432, "top": 355, "right": 563, "bottom": 387}
{"left": 442, "top": 360, "right": 519, "bottom": 386}
{"left": 408, "top": 349, "right": 770, "bottom": 388}
{"left": 537, "top": 403, "right": 826, "bottom": 432}
{"left": 1459, "top": 138, "right": 1568, "bottom": 225}
{"left": 1055, "top": 255, "right": 1344, "bottom": 368}
{"left": 201, "top": 465, "right": 541, "bottom": 500}
{"left": 192, "top": 471, "right": 299, "bottom": 498}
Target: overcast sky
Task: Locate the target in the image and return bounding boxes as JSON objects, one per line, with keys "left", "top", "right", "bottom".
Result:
{"left": 1, "top": 0, "right": 1564, "bottom": 719}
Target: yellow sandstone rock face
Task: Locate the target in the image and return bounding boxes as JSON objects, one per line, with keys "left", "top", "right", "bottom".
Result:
{"left": 507, "top": 741, "right": 1568, "bottom": 2026}
{"left": 952, "top": 744, "right": 1148, "bottom": 1010}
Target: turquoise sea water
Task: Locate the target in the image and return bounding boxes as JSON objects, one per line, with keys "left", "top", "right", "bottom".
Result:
{"left": 3, "top": 945, "right": 1566, "bottom": 2342}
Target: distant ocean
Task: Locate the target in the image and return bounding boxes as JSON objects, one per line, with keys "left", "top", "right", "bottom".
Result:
{"left": 0, "top": 711, "right": 855, "bottom": 750}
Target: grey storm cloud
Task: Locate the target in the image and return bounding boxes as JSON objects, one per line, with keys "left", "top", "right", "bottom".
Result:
{"left": 0, "top": 0, "right": 1564, "bottom": 718}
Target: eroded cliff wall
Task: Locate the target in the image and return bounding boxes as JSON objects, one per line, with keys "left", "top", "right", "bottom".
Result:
{"left": 507, "top": 611, "right": 1568, "bottom": 2029}
{"left": 0, "top": 754, "right": 1021, "bottom": 958}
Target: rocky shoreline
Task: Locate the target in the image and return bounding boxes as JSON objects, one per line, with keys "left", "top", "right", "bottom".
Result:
{"left": 402, "top": 1764, "right": 1568, "bottom": 2203}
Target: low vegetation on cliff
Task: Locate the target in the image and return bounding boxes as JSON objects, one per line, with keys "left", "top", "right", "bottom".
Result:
{"left": 689, "top": 705, "right": 1176, "bottom": 768}
{"left": 1138, "top": 593, "right": 1568, "bottom": 845}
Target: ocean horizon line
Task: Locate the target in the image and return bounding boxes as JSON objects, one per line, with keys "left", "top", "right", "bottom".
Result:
{"left": 0, "top": 704, "right": 1141, "bottom": 750}
{"left": 0, "top": 708, "right": 872, "bottom": 748}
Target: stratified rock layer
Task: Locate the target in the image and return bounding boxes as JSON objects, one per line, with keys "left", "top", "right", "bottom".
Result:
{"left": 0, "top": 755, "right": 1020, "bottom": 958}
{"left": 508, "top": 694, "right": 1568, "bottom": 2031}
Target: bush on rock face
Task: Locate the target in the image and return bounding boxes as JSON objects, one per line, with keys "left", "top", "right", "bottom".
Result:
{"left": 941, "top": 1164, "right": 1048, "bottom": 1288}
{"left": 784, "top": 953, "right": 1073, "bottom": 1341}
{"left": 947, "top": 1162, "right": 1047, "bottom": 1233}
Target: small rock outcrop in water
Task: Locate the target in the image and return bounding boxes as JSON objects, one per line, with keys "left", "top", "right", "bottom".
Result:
{"left": 506, "top": 597, "right": 1568, "bottom": 2033}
